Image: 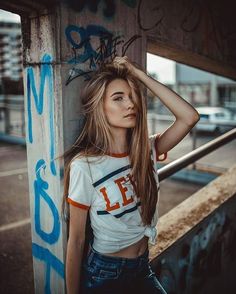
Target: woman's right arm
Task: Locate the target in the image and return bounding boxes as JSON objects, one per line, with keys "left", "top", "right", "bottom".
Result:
{"left": 66, "top": 204, "right": 89, "bottom": 294}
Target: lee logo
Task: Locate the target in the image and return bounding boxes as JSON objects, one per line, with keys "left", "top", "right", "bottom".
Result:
{"left": 99, "top": 174, "right": 134, "bottom": 211}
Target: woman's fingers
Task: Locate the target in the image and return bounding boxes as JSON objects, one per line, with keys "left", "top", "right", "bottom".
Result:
{"left": 113, "top": 56, "right": 140, "bottom": 77}
{"left": 113, "top": 56, "right": 132, "bottom": 69}
{"left": 114, "top": 56, "right": 129, "bottom": 63}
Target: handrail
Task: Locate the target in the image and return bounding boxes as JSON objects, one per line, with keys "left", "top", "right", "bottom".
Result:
{"left": 158, "top": 128, "right": 236, "bottom": 181}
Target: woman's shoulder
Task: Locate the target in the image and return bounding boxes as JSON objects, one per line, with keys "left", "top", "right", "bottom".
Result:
{"left": 69, "top": 154, "right": 107, "bottom": 183}
{"left": 69, "top": 157, "right": 94, "bottom": 182}
{"left": 70, "top": 154, "right": 106, "bottom": 170}
{"left": 69, "top": 154, "right": 91, "bottom": 168}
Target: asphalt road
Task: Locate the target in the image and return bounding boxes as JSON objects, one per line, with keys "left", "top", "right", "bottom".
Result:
{"left": 0, "top": 143, "right": 34, "bottom": 294}
{"left": 0, "top": 128, "right": 235, "bottom": 293}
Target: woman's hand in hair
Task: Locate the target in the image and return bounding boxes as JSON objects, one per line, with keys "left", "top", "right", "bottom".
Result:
{"left": 113, "top": 56, "right": 142, "bottom": 78}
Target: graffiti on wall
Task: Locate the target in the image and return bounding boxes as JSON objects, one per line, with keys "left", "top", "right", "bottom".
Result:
{"left": 65, "top": 24, "right": 141, "bottom": 84}
{"left": 26, "top": 53, "right": 64, "bottom": 293}
{"left": 64, "top": 0, "right": 236, "bottom": 78}
{"left": 155, "top": 211, "right": 236, "bottom": 294}
{"left": 138, "top": 0, "right": 236, "bottom": 58}
{"left": 27, "top": 54, "right": 56, "bottom": 176}
{"left": 137, "top": 0, "right": 163, "bottom": 32}
{"left": 180, "top": 0, "right": 224, "bottom": 57}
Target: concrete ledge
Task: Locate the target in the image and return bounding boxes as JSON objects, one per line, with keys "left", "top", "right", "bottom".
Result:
{"left": 149, "top": 163, "right": 236, "bottom": 260}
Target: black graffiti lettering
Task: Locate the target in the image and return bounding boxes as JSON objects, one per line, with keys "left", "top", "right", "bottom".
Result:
{"left": 65, "top": 67, "right": 93, "bottom": 85}
{"left": 121, "top": 34, "right": 141, "bottom": 56}
{"left": 66, "top": 31, "right": 140, "bottom": 85}
{"left": 137, "top": 0, "right": 163, "bottom": 31}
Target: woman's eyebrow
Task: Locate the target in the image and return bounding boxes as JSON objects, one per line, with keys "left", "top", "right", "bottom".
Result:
{"left": 111, "top": 91, "right": 124, "bottom": 97}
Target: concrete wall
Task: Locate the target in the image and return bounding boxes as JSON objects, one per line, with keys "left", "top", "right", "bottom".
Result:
{"left": 145, "top": 0, "right": 236, "bottom": 80}
{"left": 58, "top": 1, "right": 146, "bottom": 149}
{"left": 150, "top": 164, "right": 236, "bottom": 294}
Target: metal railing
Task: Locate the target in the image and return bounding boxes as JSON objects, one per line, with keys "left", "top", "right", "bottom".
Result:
{"left": 158, "top": 128, "right": 236, "bottom": 181}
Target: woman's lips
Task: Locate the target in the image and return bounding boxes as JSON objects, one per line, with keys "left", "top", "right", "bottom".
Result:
{"left": 124, "top": 114, "right": 136, "bottom": 118}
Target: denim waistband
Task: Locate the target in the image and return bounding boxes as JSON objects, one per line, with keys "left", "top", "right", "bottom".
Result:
{"left": 88, "top": 243, "right": 149, "bottom": 267}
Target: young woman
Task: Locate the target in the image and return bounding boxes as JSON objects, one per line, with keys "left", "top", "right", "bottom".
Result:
{"left": 63, "top": 56, "right": 200, "bottom": 294}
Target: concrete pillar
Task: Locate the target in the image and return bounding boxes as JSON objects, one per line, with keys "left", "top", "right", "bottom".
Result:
{"left": 22, "top": 14, "right": 66, "bottom": 293}
{"left": 20, "top": 2, "right": 145, "bottom": 293}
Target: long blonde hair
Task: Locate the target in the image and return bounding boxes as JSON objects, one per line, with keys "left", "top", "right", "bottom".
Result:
{"left": 62, "top": 61, "right": 158, "bottom": 226}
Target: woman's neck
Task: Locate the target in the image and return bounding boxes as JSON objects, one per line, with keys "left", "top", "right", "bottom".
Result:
{"left": 109, "top": 129, "right": 128, "bottom": 154}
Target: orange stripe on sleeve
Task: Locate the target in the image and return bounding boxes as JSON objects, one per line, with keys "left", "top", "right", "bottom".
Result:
{"left": 67, "top": 198, "right": 90, "bottom": 210}
{"left": 155, "top": 134, "right": 168, "bottom": 162}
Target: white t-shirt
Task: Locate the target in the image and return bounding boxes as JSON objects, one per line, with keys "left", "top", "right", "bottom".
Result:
{"left": 67, "top": 133, "right": 167, "bottom": 253}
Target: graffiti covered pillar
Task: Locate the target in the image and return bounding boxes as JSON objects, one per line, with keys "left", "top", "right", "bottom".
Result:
{"left": 19, "top": 1, "right": 146, "bottom": 293}
{"left": 21, "top": 11, "right": 66, "bottom": 294}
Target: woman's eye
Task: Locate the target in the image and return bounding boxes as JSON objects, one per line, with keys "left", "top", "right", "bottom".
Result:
{"left": 114, "top": 96, "right": 123, "bottom": 101}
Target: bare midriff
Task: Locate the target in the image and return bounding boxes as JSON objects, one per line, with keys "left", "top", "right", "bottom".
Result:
{"left": 102, "top": 236, "right": 149, "bottom": 259}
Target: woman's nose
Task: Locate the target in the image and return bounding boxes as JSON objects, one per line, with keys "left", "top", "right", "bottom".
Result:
{"left": 125, "top": 97, "right": 134, "bottom": 109}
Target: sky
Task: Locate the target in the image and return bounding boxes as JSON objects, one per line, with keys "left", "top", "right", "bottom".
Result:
{"left": 147, "top": 53, "right": 175, "bottom": 84}
{"left": 0, "top": 9, "right": 20, "bottom": 22}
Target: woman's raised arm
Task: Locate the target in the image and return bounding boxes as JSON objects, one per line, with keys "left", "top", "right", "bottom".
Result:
{"left": 114, "top": 56, "right": 200, "bottom": 156}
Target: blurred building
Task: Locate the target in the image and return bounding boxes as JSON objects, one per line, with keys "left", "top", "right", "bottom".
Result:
{"left": 147, "top": 54, "right": 236, "bottom": 114}
{"left": 175, "top": 63, "right": 236, "bottom": 112}
{"left": 0, "top": 18, "right": 24, "bottom": 140}
{"left": 0, "top": 20, "right": 22, "bottom": 81}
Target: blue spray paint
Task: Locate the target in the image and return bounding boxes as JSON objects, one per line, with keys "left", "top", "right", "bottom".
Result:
{"left": 65, "top": 24, "right": 113, "bottom": 68}
{"left": 34, "top": 159, "right": 60, "bottom": 244}
{"left": 65, "top": 24, "right": 140, "bottom": 85}
{"left": 32, "top": 243, "right": 65, "bottom": 294}
{"left": 26, "top": 54, "right": 56, "bottom": 175}
{"left": 26, "top": 53, "right": 64, "bottom": 292}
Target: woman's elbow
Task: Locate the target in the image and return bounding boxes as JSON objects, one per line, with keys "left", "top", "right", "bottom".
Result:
{"left": 186, "top": 110, "right": 200, "bottom": 127}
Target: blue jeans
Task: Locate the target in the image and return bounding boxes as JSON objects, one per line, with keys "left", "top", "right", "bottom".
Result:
{"left": 80, "top": 244, "right": 167, "bottom": 294}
